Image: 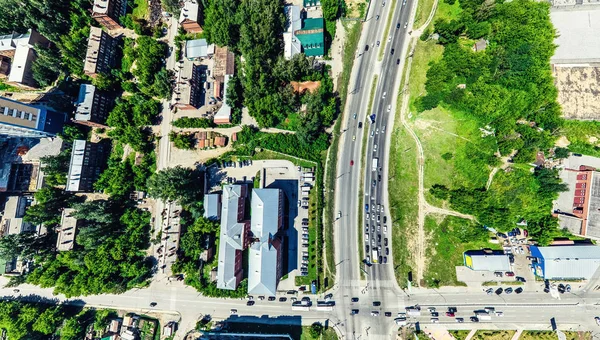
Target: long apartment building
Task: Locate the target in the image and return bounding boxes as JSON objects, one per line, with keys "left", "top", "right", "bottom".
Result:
{"left": 248, "top": 188, "right": 284, "bottom": 296}
{"left": 92, "top": 0, "right": 127, "bottom": 30}
{"left": 0, "top": 96, "right": 65, "bottom": 138}
{"left": 74, "top": 84, "right": 113, "bottom": 128}
{"left": 0, "top": 195, "right": 38, "bottom": 237}
{"left": 66, "top": 140, "right": 110, "bottom": 192}
{"left": 84, "top": 26, "right": 119, "bottom": 78}
{"left": 217, "top": 184, "right": 251, "bottom": 290}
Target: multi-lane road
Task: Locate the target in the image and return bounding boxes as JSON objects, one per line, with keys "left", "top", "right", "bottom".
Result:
{"left": 334, "top": 0, "right": 414, "bottom": 337}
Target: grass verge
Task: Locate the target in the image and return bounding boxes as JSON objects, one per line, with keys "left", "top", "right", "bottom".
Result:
{"left": 378, "top": 0, "right": 398, "bottom": 61}
{"left": 449, "top": 330, "right": 471, "bottom": 340}
{"left": 413, "top": 0, "right": 435, "bottom": 28}
{"left": 300, "top": 326, "right": 338, "bottom": 340}
{"left": 521, "top": 331, "right": 591, "bottom": 340}
{"left": 471, "top": 330, "right": 515, "bottom": 340}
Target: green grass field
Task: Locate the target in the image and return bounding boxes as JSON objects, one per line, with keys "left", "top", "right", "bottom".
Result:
{"left": 300, "top": 326, "right": 338, "bottom": 340}
{"left": 132, "top": 0, "right": 149, "bottom": 20}
{"left": 423, "top": 216, "right": 500, "bottom": 287}
{"left": 449, "top": 330, "right": 471, "bottom": 340}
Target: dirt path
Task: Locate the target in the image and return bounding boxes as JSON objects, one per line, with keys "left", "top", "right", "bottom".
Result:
{"left": 486, "top": 167, "right": 498, "bottom": 190}
{"left": 397, "top": 0, "right": 477, "bottom": 285}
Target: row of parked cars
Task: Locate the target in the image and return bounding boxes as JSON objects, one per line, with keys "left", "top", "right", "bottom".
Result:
{"left": 299, "top": 218, "right": 310, "bottom": 276}
{"left": 219, "top": 159, "right": 253, "bottom": 168}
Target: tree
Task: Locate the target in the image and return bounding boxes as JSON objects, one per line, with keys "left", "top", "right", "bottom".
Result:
{"left": 169, "top": 132, "right": 195, "bottom": 150}
{"left": 160, "top": 0, "right": 180, "bottom": 15}
{"left": 146, "top": 166, "right": 201, "bottom": 203}
{"left": 554, "top": 147, "right": 569, "bottom": 159}
{"left": 31, "top": 44, "right": 62, "bottom": 87}
{"left": 59, "top": 125, "right": 86, "bottom": 143}
{"left": 309, "top": 322, "right": 324, "bottom": 338}
{"left": 204, "top": 0, "right": 240, "bottom": 48}
{"left": 32, "top": 306, "right": 63, "bottom": 335}
{"left": 321, "top": 0, "right": 339, "bottom": 21}
{"left": 430, "top": 184, "right": 450, "bottom": 200}
{"left": 60, "top": 317, "right": 84, "bottom": 340}
{"left": 40, "top": 152, "right": 70, "bottom": 186}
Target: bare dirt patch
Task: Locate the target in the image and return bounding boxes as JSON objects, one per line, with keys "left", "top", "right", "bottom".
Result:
{"left": 554, "top": 66, "right": 600, "bottom": 120}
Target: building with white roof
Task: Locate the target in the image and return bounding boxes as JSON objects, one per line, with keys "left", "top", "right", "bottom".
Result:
{"left": 0, "top": 30, "right": 49, "bottom": 88}
{"left": 531, "top": 244, "right": 600, "bottom": 280}
{"left": 0, "top": 195, "right": 37, "bottom": 236}
{"left": 74, "top": 84, "right": 113, "bottom": 128}
{"left": 185, "top": 39, "right": 210, "bottom": 60}
{"left": 283, "top": 5, "right": 303, "bottom": 60}
{"left": 203, "top": 193, "right": 221, "bottom": 221}
{"left": 248, "top": 188, "right": 284, "bottom": 296}
{"left": 56, "top": 208, "right": 79, "bottom": 251}
{"left": 66, "top": 140, "right": 110, "bottom": 192}
{"left": 217, "top": 184, "right": 250, "bottom": 290}
{"left": 180, "top": 0, "right": 203, "bottom": 33}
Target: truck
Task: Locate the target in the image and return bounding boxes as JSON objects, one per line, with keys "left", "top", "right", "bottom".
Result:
{"left": 478, "top": 314, "right": 492, "bottom": 321}
{"left": 372, "top": 158, "right": 378, "bottom": 171}
{"left": 406, "top": 307, "right": 421, "bottom": 317}
{"left": 372, "top": 249, "right": 379, "bottom": 263}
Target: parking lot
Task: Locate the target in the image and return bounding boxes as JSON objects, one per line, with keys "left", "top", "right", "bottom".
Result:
{"left": 207, "top": 159, "right": 317, "bottom": 292}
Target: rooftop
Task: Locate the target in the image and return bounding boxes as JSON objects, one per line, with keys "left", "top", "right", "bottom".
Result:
{"left": 65, "top": 140, "right": 87, "bottom": 192}
{"left": 203, "top": 193, "right": 221, "bottom": 221}
{"left": 0, "top": 96, "right": 42, "bottom": 129}
{"left": 464, "top": 251, "right": 511, "bottom": 271}
{"left": 217, "top": 184, "right": 248, "bottom": 290}
{"left": 248, "top": 189, "right": 282, "bottom": 296}
{"left": 295, "top": 18, "right": 325, "bottom": 57}
{"left": 186, "top": 39, "right": 208, "bottom": 59}
{"left": 550, "top": 8, "right": 600, "bottom": 64}
{"left": 57, "top": 208, "right": 78, "bottom": 251}
{"left": 284, "top": 5, "right": 303, "bottom": 59}
{"left": 84, "top": 27, "right": 105, "bottom": 75}
{"left": 214, "top": 75, "right": 232, "bottom": 123}
{"left": 179, "top": 1, "right": 200, "bottom": 24}
{"left": 0, "top": 196, "right": 35, "bottom": 236}
{"left": 531, "top": 244, "right": 600, "bottom": 279}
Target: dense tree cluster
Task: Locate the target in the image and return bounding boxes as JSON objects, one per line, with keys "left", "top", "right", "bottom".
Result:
{"left": 146, "top": 166, "right": 203, "bottom": 204}
{"left": 169, "top": 132, "right": 195, "bottom": 149}
{"left": 423, "top": 0, "right": 561, "bottom": 163}
{"left": 128, "top": 37, "right": 172, "bottom": 98}
{"left": 203, "top": 0, "right": 338, "bottom": 138}
{"left": 95, "top": 143, "right": 156, "bottom": 197}
{"left": 27, "top": 201, "right": 153, "bottom": 297}
{"left": 106, "top": 94, "right": 160, "bottom": 152}
{"left": 0, "top": 300, "right": 113, "bottom": 340}
{"left": 172, "top": 117, "right": 216, "bottom": 128}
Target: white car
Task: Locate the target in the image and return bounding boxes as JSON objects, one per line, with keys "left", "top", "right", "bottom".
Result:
{"left": 230, "top": 309, "right": 237, "bottom": 314}
{"left": 431, "top": 318, "right": 439, "bottom": 323}
{"left": 366, "top": 213, "right": 370, "bottom": 220}
{"left": 337, "top": 211, "right": 342, "bottom": 219}
{"left": 371, "top": 311, "right": 380, "bottom": 316}
{"left": 382, "top": 92, "right": 386, "bottom": 99}
{"left": 387, "top": 105, "right": 391, "bottom": 112}
{"left": 384, "top": 226, "right": 387, "bottom": 233}
{"left": 495, "top": 311, "right": 504, "bottom": 317}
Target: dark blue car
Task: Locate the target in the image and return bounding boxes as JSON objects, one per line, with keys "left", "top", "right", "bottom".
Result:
{"left": 365, "top": 204, "right": 369, "bottom": 212}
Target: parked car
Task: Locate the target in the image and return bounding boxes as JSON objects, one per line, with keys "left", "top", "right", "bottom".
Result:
{"left": 247, "top": 301, "right": 255, "bottom": 306}
{"left": 515, "top": 287, "right": 523, "bottom": 294}
{"left": 505, "top": 271, "right": 515, "bottom": 277}
{"left": 516, "top": 276, "right": 526, "bottom": 283}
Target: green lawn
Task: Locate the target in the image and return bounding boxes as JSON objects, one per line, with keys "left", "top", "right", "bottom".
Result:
{"left": 520, "top": 331, "right": 592, "bottom": 340}
{"left": 472, "top": 330, "right": 515, "bottom": 340}
{"left": 132, "top": 0, "right": 149, "bottom": 20}
{"left": 300, "top": 326, "right": 338, "bottom": 340}
{"left": 449, "top": 330, "right": 471, "bottom": 340}
{"left": 422, "top": 215, "right": 500, "bottom": 287}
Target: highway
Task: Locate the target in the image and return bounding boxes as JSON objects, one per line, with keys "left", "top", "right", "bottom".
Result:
{"left": 333, "top": 0, "right": 414, "bottom": 337}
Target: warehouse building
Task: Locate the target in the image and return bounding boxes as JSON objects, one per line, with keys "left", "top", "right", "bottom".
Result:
{"left": 530, "top": 244, "right": 600, "bottom": 280}
{"left": 463, "top": 250, "right": 511, "bottom": 271}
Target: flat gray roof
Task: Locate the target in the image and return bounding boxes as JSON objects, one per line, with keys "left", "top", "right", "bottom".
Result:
{"left": 550, "top": 8, "right": 600, "bottom": 64}
{"left": 57, "top": 208, "right": 78, "bottom": 251}
{"left": 587, "top": 172, "right": 600, "bottom": 238}
{"left": 185, "top": 39, "right": 208, "bottom": 59}
{"left": 465, "top": 254, "right": 511, "bottom": 271}
{"left": 65, "top": 140, "right": 87, "bottom": 192}
{"left": 203, "top": 193, "right": 221, "bottom": 221}
{"left": 217, "top": 185, "right": 247, "bottom": 290}
{"left": 74, "top": 84, "right": 96, "bottom": 122}
{"left": 533, "top": 245, "right": 600, "bottom": 279}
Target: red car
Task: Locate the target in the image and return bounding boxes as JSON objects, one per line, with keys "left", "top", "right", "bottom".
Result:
{"left": 505, "top": 271, "right": 515, "bottom": 277}
{"left": 350, "top": 160, "right": 354, "bottom": 166}
{"left": 446, "top": 312, "right": 455, "bottom": 317}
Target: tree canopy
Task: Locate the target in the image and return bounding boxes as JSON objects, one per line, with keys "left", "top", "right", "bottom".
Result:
{"left": 146, "top": 166, "right": 202, "bottom": 204}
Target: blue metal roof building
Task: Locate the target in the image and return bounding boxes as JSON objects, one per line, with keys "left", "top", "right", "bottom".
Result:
{"left": 530, "top": 245, "right": 600, "bottom": 280}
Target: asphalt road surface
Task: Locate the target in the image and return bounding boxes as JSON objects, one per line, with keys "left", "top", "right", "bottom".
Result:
{"left": 333, "top": 0, "right": 415, "bottom": 337}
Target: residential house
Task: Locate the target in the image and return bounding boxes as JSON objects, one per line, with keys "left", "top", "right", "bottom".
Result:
{"left": 74, "top": 84, "right": 113, "bottom": 128}
{"left": 0, "top": 96, "right": 65, "bottom": 138}
{"left": 92, "top": 0, "right": 127, "bottom": 30}
{"left": 180, "top": 0, "right": 203, "bottom": 33}
{"left": 0, "top": 29, "right": 50, "bottom": 88}
{"left": 248, "top": 189, "right": 284, "bottom": 296}
{"left": 174, "top": 62, "right": 206, "bottom": 110}
{"left": 84, "top": 26, "right": 119, "bottom": 78}
{"left": 66, "top": 140, "right": 110, "bottom": 192}
{"left": 217, "top": 184, "right": 250, "bottom": 290}
{"left": 213, "top": 75, "right": 232, "bottom": 124}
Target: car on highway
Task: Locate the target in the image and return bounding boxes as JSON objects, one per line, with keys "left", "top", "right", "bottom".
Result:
{"left": 376, "top": 40, "right": 380, "bottom": 46}
{"left": 364, "top": 45, "right": 369, "bottom": 51}
{"left": 566, "top": 284, "right": 571, "bottom": 293}
{"left": 495, "top": 311, "right": 504, "bottom": 317}
{"left": 383, "top": 256, "right": 387, "bottom": 263}
{"left": 337, "top": 211, "right": 342, "bottom": 219}
{"left": 595, "top": 316, "right": 600, "bottom": 326}
{"left": 486, "top": 288, "right": 493, "bottom": 295}
{"left": 446, "top": 312, "right": 455, "bottom": 317}
{"left": 384, "top": 238, "right": 388, "bottom": 246}
{"left": 385, "top": 248, "right": 389, "bottom": 255}
{"left": 352, "top": 297, "right": 359, "bottom": 302}
{"left": 365, "top": 234, "right": 369, "bottom": 241}
{"left": 404, "top": 22, "right": 408, "bottom": 28}
{"left": 391, "top": 49, "right": 395, "bottom": 55}
{"left": 470, "top": 316, "right": 479, "bottom": 322}
{"left": 373, "top": 301, "right": 381, "bottom": 307}
{"left": 268, "top": 296, "right": 276, "bottom": 301}
{"left": 358, "top": 122, "right": 363, "bottom": 128}
{"left": 371, "top": 130, "right": 374, "bottom": 137}
{"left": 396, "top": 58, "right": 400, "bottom": 65}
{"left": 431, "top": 318, "right": 439, "bottom": 323}
{"left": 365, "top": 204, "right": 369, "bottom": 212}
{"left": 431, "top": 312, "right": 439, "bottom": 317}
{"left": 379, "top": 255, "right": 383, "bottom": 263}
{"left": 352, "top": 135, "right": 355, "bottom": 141}
{"left": 456, "top": 318, "right": 464, "bottom": 323}
{"left": 247, "top": 301, "right": 255, "bottom": 306}
{"left": 366, "top": 213, "right": 370, "bottom": 220}
{"left": 427, "top": 307, "right": 436, "bottom": 313}
{"left": 383, "top": 216, "right": 387, "bottom": 223}
{"left": 372, "top": 180, "right": 376, "bottom": 187}
{"left": 505, "top": 271, "right": 515, "bottom": 277}
{"left": 516, "top": 276, "right": 526, "bottom": 282}
{"left": 366, "top": 244, "right": 369, "bottom": 252}
{"left": 396, "top": 23, "right": 401, "bottom": 29}
{"left": 150, "top": 302, "right": 157, "bottom": 307}
{"left": 353, "top": 113, "right": 357, "bottom": 119}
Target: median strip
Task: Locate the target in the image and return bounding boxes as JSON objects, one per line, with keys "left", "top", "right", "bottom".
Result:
{"left": 378, "top": 0, "right": 398, "bottom": 61}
